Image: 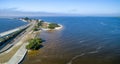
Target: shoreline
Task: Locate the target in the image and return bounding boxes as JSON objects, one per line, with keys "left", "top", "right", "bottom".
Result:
{"left": 0, "top": 18, "right": 63, "bottom": 64}
{"left": 55, "top": 24, "right": 63, "bottom": 30}
{"left": 19, "top": 19, "right": 28, "bottom": 22}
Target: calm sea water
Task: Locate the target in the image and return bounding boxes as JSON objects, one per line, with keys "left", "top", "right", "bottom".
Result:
{"left": 23, "top": 17, "right": 120, "bottom": 64}
{"left": 0, "top": 18, "right": 27, "bottom": 33}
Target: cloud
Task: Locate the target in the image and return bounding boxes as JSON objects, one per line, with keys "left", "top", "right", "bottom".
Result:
{"left": 0, "top": 8, "right": 119, "bottom": 17}
{"left": 0, "top": 8, "right": 73, "bottom": 17}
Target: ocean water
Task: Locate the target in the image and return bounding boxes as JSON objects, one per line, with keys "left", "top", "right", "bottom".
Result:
{"left": 0, "top": 18, "right": 27, "bottom": 33}
{"left": 23, "top": 17, "right": 120, "bottom": 64}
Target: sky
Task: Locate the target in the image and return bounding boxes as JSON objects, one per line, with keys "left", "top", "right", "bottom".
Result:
{"left": 0, "top": 0, "right": 120, "bottom": 16}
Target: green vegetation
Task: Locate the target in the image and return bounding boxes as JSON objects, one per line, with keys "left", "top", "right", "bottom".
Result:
{"left": 33, "top": 26, "right": 39, "bottom": 31}
{"left": 0, "top": 31, "right": 20, "bottom": 44}
{"left": 33, "top": 20, "right": 44, "bottom": 31}
{"left": 0, "top": 38, "right": 4, "bottom": 42}
{"left": 48, "top": 23, "right": 60, "bottom": 29}
{"left": 37, "top": 20, "right": 44, "bottom": 26}
{"left": 26, "top": 38, "right": 43, "bottom": 50}
{"left": 0, "top": 27, "right": 27, "bottom": 45}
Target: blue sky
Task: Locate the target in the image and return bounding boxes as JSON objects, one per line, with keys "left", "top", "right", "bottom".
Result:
{"left": 0, "top": 0, "right": 120, "bottom": 16}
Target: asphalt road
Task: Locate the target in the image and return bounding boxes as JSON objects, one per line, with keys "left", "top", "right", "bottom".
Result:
{"left": 0, "top": 21, "right": 36, "bottom": 53}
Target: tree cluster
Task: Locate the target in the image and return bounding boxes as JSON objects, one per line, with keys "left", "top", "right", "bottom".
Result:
{"left": 48, "top": 23, "right": 60, "bottom": 29}
{"left": 26, "top": 38, "right": 43, "bottom": 50}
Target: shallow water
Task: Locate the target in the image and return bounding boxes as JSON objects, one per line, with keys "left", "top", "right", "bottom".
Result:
{"left": 23, "top": 17, "right": 120, "bottom": 64}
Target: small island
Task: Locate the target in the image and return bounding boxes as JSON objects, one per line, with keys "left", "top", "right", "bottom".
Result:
{"left": 37, "top": 20, "right": 63, "bottom": 31}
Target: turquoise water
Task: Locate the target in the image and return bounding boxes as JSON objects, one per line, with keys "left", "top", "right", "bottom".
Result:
{"left": 0, "top": 18, "right": 27, "bottom": 33}
{"left": 23, "top": 17, "right": 120, "bottom": 64}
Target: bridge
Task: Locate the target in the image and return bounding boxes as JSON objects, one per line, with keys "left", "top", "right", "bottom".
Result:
{"left": 0, "top": 24, "right": 30, "bottom": 37}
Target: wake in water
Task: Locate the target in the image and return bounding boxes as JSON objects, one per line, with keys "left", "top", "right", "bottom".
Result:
{"left": 67, "top": 46, "right": 103, "bottom": 64}
{"left": 88, "top": 50, "right": 98, "bottom": 54}
{"left": 79, "top": 40, "right": 85, "bottom": 44}
{"left": 100, "top": 22, "right": 107, "bottom": 26}
{"left": 67, "top": 53, "right": 85, "bottom": 64}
